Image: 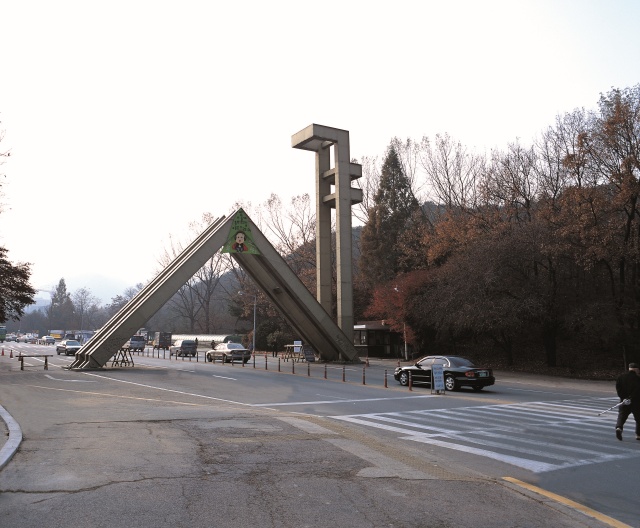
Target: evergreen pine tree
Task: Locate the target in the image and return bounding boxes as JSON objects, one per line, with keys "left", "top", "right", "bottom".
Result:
{"left": 360, "top": 145, "right": 420, "bottom": 286}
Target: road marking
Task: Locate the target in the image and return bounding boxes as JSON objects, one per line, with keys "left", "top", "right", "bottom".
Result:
{"left": 44, "top": 374, "right": 95, "bottom": 382}
{"left": 251, "top": 395, "right": 434, "bottom": 407}
{"left": 331, "top": 397, "right": 640, "bottom": 473}
{"left": 503, "top": 477, "right": 632, "bottom": 528}
{"left": 81, "top": 372, "right": 252, "bottom": 406}
{"left": 212, "top": 374, "right": 237, "bottom": 380}
{"left": 27, "top": 385, "right": 205, "bottom": 406}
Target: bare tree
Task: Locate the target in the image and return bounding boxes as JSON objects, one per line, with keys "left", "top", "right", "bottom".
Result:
{"left": 71, "top": 287, "right": 100, "bottom": 331}
{"left": 258, "top": 194, "right": 315, "bottom": 257}
{"left": 420, "top": 133, "right": 482, "bottom": 211}
{"left": 390, "top": 136, "right": 425, "bottom": 199}
{"left": 482, "top": 141, "right": 538, "bottom": 223}
{"left": 353, "top": 155, "right": 381, "bottom": 225}
{"left": 157, "top": 213, "right": 232, "bottom": 333}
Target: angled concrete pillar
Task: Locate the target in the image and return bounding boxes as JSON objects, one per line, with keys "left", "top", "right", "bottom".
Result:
{"left": 68, "top": 208, "right": 360, "bottom": 369}
{"left": 292, "top": 124, "right": 362, "bottom": 344}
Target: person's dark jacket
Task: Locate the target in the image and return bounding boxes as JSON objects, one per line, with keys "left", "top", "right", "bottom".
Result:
{"left": 616, "top": 370, "right": 640, "bottom": 403}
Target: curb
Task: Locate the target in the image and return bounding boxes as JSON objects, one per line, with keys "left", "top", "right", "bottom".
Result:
{"left": 502, "top": 477, "right": 632, "bottom": 528}
{"left": 0, "top": 404, "right": 22, "bottom": 471}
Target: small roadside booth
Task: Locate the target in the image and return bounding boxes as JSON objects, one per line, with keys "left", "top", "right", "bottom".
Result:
{"left": 353, "top": 320, "right": 408, "bottom": 359}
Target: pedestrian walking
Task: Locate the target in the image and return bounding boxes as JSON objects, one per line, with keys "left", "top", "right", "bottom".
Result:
{"left": 615, "top": 362, "right": 640, "bottom": 441}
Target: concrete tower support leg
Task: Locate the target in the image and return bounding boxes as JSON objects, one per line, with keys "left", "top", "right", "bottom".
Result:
{"left": 316, "top": 145, "right": 332, "bottom": 316}
{"left": 292, "top": 124, "right": 363, "bottom": 347}
{"left": 334, "top": 137, "right": 354, "bottom": 342}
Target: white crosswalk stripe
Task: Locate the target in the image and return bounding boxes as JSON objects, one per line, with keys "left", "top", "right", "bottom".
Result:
{"left": 331, "top": 397, "right": 640, "bottom": 473}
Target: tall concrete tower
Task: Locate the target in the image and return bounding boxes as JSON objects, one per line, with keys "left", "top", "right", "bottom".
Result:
{"left": 292, "top": 124, "right": 362, "bottom": 345}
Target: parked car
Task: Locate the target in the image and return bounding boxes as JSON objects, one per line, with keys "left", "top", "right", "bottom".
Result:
{"left": 56, "top": 339, "right": 82, "bottom": 356}
{"left": 122, "top": 335, "right": 146, "bottom": 352}
{"left": 394, "top": 355, "right": 495, "bottom": 391}
{"left": 40, "top": 336, "right": 56, "bottom": 345}
{"left": 169, "top": 339, "right": 197, "bottom": 357}
{"left": 206, "top": 342, "right": 251, "bottom": 363}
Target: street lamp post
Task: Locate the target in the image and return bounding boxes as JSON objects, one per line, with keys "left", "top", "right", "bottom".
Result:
{"left": 403, "top": 322, "right": 408, "bottom": 361}
{"left": 394, "top": 286, "right": 408, "bottom": 361}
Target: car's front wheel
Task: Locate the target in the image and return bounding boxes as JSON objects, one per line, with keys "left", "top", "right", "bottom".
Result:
{"left": 398, "top": 371, "right": 410, "bottom": 386}
{"left": 445, "top": 375, "right": 457, "bottom": 391}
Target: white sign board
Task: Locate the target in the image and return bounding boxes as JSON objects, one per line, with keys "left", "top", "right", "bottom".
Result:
{"left": 293, "top": 340, "right": 302, "bottom": 353}
{"left": 432, "top": 364, "right": 445, "bottom": 392}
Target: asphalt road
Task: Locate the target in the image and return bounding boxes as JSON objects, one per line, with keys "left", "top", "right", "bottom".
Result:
{"left": 0, "top": 343, "right": 636, "bottom": 528}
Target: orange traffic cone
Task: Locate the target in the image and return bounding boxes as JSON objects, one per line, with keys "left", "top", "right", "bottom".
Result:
{"left": 1, "top": 348, "right": 4, "bottom": 356}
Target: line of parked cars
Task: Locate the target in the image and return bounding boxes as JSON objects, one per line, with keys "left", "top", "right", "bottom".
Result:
{"left": 3, "top": 330, "right": 498, "bottom": 394}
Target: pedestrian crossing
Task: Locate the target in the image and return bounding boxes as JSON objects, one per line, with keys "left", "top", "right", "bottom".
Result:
{"left": 331, "top": 397, "right": 640, "bottom": 473}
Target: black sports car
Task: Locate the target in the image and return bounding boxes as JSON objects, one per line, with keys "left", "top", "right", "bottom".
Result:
{"left": 394, "top": 355, "right": 495, "bottom": 391}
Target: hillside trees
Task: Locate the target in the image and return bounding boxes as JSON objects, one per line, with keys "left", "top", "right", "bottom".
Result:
{"left": 588, "top": 86, "right": 640, "bottom": 335}
{"left": 358, "top": 84, "right": 640, "bottom": 369}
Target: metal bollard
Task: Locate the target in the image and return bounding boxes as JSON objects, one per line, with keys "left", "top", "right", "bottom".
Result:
{"left": 342, "top": 365, "right": 345, "bottom": 382}
{"left": 324, "top": 364, "right": 327, "bottom": 379}
{"left": 278, "top": 358, "right": 281, "bottom": 372}
{"left": 253, "top": 354, "right": 256, "bottom": 368}
{"left": 362, "top": 366, "right": 366, "bottom": 385}
{"left": 307, "top": 362, "right": 310, "bottom": 377}
{"left": 384, "top": 369, "right": 388, "bottom": 388}
{"left": 409, "top": 371, "right": 412, "bottom": 391}
{"left": 292, "top": 360, "right": 295, "bottom": 375}
{"left": 265, "top": 353, "right": 268, "bottom": 370}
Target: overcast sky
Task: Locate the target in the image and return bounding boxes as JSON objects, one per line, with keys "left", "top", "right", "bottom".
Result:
{"left": 1, "top": 0, "right": 639, "bottom": 303}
